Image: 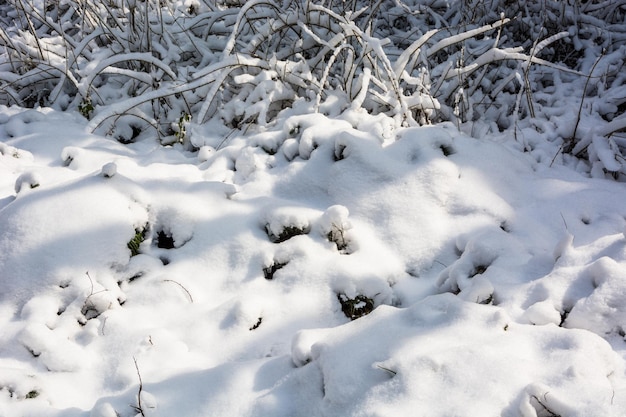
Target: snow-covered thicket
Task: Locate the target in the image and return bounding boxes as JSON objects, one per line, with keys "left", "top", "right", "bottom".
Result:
{"left": 1, "top": 0, "right": 624, "bottom": 172}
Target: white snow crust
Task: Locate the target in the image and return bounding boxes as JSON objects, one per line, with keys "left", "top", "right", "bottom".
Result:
{"left": 2, "top": 106, "right": 626, "bottom": 416}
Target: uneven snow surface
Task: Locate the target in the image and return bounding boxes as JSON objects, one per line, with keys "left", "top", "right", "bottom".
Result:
{"left": 2, "top": 106, "right": 626, "bottom": 416}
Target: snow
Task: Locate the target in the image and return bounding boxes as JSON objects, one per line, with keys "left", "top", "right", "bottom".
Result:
{"left": 291, "top": 295, "right": 622, "bottom": 417}
{"left": 2, "top": 101, "right": 626, "bottom": 417}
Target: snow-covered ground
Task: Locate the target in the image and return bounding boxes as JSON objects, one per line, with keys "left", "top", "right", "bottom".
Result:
{"left": 1, "top": 104, "right": 626, "bottom": 416}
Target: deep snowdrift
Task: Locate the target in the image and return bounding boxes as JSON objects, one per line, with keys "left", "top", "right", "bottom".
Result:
{"left": 1, "top": 106, "right": 626, "bottom": 416}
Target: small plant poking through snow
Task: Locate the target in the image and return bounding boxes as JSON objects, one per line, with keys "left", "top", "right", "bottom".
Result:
{"left": 263, "top": 207, "right": 315, "bottom": 243}
{"left": 263, "top": 260, "right": 288, "bottom": 280}
{"left": 25, "top": 390, "right": 39, "bottom": 399}
{"left": 264, "top": 219, "right": 308, "bottom": 244}
{"left": 78, "top": 96, "right": 93, "bottom": 120}
{"left": 338, "top": 294, "right": 375, "bottom": 320}
{"left": 80, "top": 272, "right": 115, "bottom": 322}
{"left": 265, "top": 225, "right": 309, "bottom": 244}
{"left": 319, "top": 205, "right": 352, "bottom": 253}
{"left": 132, "top": 357, "right": 147, "bottom": 417}
{"left": 173, "top": 113, "right": 192, "bottom": 144}
{"left": 128, "top": 226, "right": 148, "bottom": 257}
{"left": 327, "top": 227, "right": 350, "bottom": 253}
{"left": 14, "top": 172, "right": 41, "bottom": 193}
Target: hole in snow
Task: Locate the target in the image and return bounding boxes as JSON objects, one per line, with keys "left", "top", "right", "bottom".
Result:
{"left": 470, "top": 264, "right": 489, "bottom": 277}
{"left": 406, "top": 267, "right": 419, "bottom": 278}
{"left": 479, "top": 293, "right": 494, "bottom": 305}
{"left": 26, "top": 347, "right": 40, "bottom": 358}
{"left": 128, "top": 272, "right": 143, "bottom": 283}
{"left": 559, "top": 308, "right": 570, "bottom": 327}
{"left": 260, "top": 144, "right": 277, "bottom": 155}
{"left": 334, "top": 143, "right": 347, "bottom": 161}
{"left": 156, "top": 230, "right": 175, "bottom": 249}
{"left": 439, "top": 143, "right": 455, "bottom": 156}
{"left": 25, "top": 390, "right": 39, "bottom": 399}
{"left": 116, "top": 125, "right": 142, "bottom": 144}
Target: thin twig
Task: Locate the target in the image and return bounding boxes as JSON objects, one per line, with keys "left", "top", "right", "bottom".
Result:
{"left": 132, "top": 357, "right": 146, "bottom": 417}
{"left": 100, "top": 316, "right": 108, "bottom": 336}
{"left": 85, "top": 271, "right": 94, "bottom": 296}
{"left": 531, "top": 394, "right": 561, "bottom": 417}
{"left": 559, "top": 212, "right": 569, "bottom": 230}
{"left": 163, "top": 279, "right": 194, "bottom": 303}
{"left": 569, "top": 50, "right": 605, "bottom": 149}
{"left": 376, "top": 365, "right": 397, "bottom": 376}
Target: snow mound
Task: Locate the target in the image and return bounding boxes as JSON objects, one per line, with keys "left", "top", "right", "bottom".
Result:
{"left": 2, "top": 108, "right": 626, "bottom": 416}
{"left": 86, "top": 296, "right": 626, "bottom": 417}
{"left": 290, "top": 294, "right": 623, "bottom": 417}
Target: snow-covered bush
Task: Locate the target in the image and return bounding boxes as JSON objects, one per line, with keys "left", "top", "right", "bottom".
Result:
{"left": 0, "top": 3, "right": 551, "bottom": 127}
{"left": 1, "top": 0, "right": 624, "bottom": 171}
{"left": 501, "top": 0, "right": 626, "bottom": 177}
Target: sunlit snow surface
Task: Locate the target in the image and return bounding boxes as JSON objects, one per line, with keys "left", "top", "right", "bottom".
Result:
{"left": 1, "top": 106, "right": 626, "bottom": 416}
